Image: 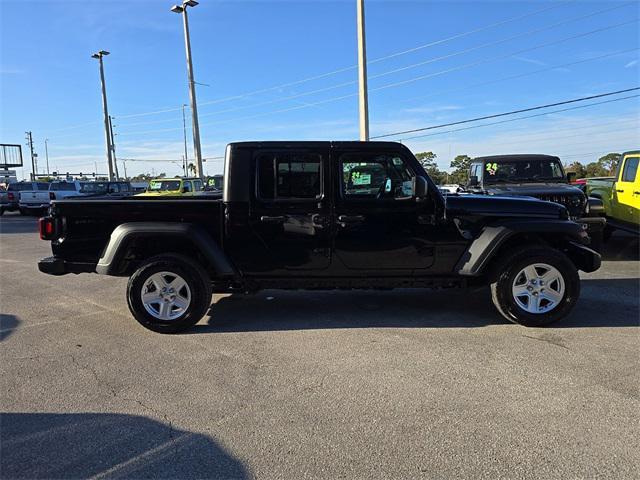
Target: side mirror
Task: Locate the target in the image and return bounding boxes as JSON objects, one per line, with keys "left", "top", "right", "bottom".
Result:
{"left": 566, "top": 172, "right": 577, "bottom": 183}
{"left": 414, "top": 176, "right": 428, "bottom": 198}
{"left": 468, "top": 175, "right": 479, "bottom": 187}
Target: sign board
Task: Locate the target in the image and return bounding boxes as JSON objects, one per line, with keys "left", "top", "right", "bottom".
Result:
{"left": 0, "top": 144, "right": 23, "bottom": 168}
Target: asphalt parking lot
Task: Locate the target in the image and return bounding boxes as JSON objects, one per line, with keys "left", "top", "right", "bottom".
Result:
{"left": 1, "top": 213, "right": 639, "bottom": 479}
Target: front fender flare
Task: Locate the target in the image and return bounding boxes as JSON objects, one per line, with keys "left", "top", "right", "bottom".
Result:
{"left": 455, "top": 219, "right": 592, "bottom": 276}
{"left": 95, "top": 222, "right": 237, "bottom": 277}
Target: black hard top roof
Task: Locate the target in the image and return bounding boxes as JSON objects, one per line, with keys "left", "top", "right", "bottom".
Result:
{"left": 473, "top": 154, "right": 561, "bottom": 162}
{"left": 228, "top": 140, "right": 406, "bottom": 150}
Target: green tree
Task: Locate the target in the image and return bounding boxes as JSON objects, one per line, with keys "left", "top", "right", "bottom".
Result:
{"left": 565, "top": 161, "right": 587, "bottom": 179}
{"left": 449, "top": 154, "right": 472, "bottom": 184}
{"left": 415, "top": 151, "right": 446, "bottom": 184}
{"left": 597, "top": 153, "right": 621, "bottom": 175}
{"left": 585, "top": 162, "right": 608, "bottom": 178}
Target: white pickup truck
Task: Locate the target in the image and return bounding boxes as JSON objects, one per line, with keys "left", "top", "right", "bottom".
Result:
{"left": 18, "top": 180, "right": 84, "bottom": 214}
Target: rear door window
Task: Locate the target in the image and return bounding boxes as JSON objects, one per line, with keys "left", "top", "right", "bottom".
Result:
{"left": 257, "top": 152, "right": 322, "bottom": 200}
{"left": 36, "top": 183, "right": 49, "bottom": 190}
{"left": 621, "top": 156, "right": 639, "bottom": 182}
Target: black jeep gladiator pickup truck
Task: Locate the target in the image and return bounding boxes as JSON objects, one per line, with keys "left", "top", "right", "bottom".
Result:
{"left": 466, "top": 154, "right": 606, "bottom": 249}
{"left": 38, "top": 141, "right": 600, "bottom": 333}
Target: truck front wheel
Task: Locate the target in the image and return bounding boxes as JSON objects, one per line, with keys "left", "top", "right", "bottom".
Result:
{"left": 490, "top": 246, "right": 580, "bottom": 327}
{"left": 127, "top": 254, "right": 212, "bottom": 333}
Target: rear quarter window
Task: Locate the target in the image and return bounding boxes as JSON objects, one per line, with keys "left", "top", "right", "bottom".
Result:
{"left": 50, "top": 182, "right": 77, "bottom": 191}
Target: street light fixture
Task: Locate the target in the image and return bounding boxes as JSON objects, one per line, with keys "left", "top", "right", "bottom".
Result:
{"left": 91, "top": 50, "right": 115, "bottom": 181}
{"left": 170, "top": 0, "right": 204, "bottom": 179}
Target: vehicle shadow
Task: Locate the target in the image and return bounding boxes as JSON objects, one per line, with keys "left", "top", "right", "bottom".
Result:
{"left": 191, "top": 277, "right": 639, "bottom": 333}
{"left": 0, "top": 412, "right": 248, "bottom": 479}
{"left": 0, "top": 314, "right": 20, "bottom": 342}
{"left": 600, "top": 232, "right": 639, "bottom": 261}
{"left": 0, "top": 216, "right": 39, "bottom": 234}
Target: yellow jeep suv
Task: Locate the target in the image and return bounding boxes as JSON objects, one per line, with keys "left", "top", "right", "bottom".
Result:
{"left": 136, "top": 178, "right": 204, "bottom": 197}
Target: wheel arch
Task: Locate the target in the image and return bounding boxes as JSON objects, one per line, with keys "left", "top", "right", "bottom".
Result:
{"left": 95, "top": 222, "right": 237, "bottom": 278}
{"left": 456, "top": 219, "right": 598, "bottom": 277}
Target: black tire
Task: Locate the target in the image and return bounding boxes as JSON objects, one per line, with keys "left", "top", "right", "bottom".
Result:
{"left": 127, "top": 254, "right": 212, "bottom": 333}
{"left": 0, "top": 207, "right": 4, "bottom": 216}
{"left": 19, "top": 208, "right": 28, "bottom": 216}
{"left": 490, "top": 245, "right": 580, "bottom": 327}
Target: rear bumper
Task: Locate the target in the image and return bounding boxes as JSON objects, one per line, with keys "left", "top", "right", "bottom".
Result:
{"left": 0, "top": 202, "right": 18, "bottom": 210}
{"left": 19, "top": 203, "right": 49, "bottom": 209}
{"left": 38, "top": 256, "right": 96, "bottom": 276}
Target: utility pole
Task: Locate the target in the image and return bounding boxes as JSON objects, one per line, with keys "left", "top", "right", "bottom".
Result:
{"left": 44, "top": 138, "right": 50, "bottom": 175}
{"left": 122, "top": 158, "right": 128, "bottom": 179}
{"left": 91, "top": 50, "right": 115, "bottom": 181}
{"left": 171, "top": 1, "right": 204, "bottom": 179}
{"left": 109, "top": 115, "right": 120, "bottom": 180}
{"left": 25, "top": 131, "right": 36, "bottom": 180}
{"left": 356, "top": 0, "right": 370, "bottom": 141}
{"left": 181, "top": 103, "right": 189, "bottom": 176}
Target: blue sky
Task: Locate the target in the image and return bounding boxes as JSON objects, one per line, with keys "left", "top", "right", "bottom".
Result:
{"left": 1, "top": 0, "right": 638, "bottom": 178}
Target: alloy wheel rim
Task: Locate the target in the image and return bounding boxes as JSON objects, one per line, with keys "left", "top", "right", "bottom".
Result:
{"left": 141, "top": 271, "right": 191, "bottom": 321}
{"left": 511, "top": 263, "right": 565, "bottom": 314}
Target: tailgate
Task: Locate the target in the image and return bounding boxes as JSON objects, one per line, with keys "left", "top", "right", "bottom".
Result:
{"left": 19, "top": 191, "right": 50, "bottom": 206}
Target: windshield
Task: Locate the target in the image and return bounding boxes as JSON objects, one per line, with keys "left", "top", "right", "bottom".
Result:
{"left": 147, "top": 180, "right": 181, "bottom": 192}
{"left": 484, "top": 159, "right": 565, "bottom": 183}
{"left": 80, "top": 182, "right": 109, "bottom": 194}
{"left": 8, "top": 183, "right": 36, "bottom": 191}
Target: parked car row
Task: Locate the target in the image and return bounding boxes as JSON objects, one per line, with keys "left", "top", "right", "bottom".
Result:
{"left": 0, "top": 180, "right": 135, "bottom": 215}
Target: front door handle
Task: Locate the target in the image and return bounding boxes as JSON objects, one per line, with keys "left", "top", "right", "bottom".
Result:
{"left": 633, "top": 191, "right": 640, "bottom": 195}
{"left": 616, "top": 189, "right": 625, "bottom": 193}
{"left": 338, "top": 214, "right": 365, "bottom": 227}
{"left": 260, "top": 215, "right": 286, "bottom": 224}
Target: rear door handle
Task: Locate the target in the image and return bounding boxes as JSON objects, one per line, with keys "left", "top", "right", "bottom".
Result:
{"left": 337, "top": 214, "right": 365, "bottom": 227}
{"left": 260, "top": 215, "right": 286, "bottom": 224}
{"left": 616, "top": 189, "right": 625, "bottom": 193}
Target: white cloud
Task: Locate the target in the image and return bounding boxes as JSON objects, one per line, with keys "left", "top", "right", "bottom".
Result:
{"left": 624, "top": 60, "right": 638, "bottom": 68}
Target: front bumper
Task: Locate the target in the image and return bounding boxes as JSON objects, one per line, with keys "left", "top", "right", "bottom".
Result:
{"left": 38, "top": 256, "right": 96, "bottom": 276}
{"left": 574, "top": 216, "right": 606, "bottom": 233}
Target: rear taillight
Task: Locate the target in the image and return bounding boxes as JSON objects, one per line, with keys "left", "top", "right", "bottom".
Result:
{"left": 49, "top": 192, "right": 56, "bottom": 200}
{"left": 7, "top": 192, "right": 14, "bottom": 201}
{"left": 39, "top": 217, "right": 55, "bottom": 240}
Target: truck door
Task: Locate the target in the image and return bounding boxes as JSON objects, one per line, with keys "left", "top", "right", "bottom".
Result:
{"left": 245, "top": 148, "right": 332, "bottom": 275}
{"left": 613, "top": 153, "right": 640, "bottom": 225}
{"left": 333, "top": 148, "right": 436, "bottom": 273}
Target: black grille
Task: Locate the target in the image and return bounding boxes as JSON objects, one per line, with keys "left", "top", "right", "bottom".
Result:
{"left": 535, "top": 194, "right": 583, "bottom": 216}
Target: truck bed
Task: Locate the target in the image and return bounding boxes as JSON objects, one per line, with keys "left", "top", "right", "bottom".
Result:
{"left": 50, "top": 195, "right": 224, "bottom": 264}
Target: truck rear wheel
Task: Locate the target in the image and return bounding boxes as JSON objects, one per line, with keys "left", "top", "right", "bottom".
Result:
{"left": 127, "top": 254, "right": 212, "bottom": 333}
{"left": 490, "top": 246, "right": 580, "bottom": 327}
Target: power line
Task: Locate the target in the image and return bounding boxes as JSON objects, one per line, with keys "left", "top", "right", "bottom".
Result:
{"left": 66, "top": 1, "right": 572, "bottom": 126}
{"left": 372, "top": 87, "right": 640, "bottom": 139}
{"left": 389, "top": 47, "right": 639, "bottom": 108}
{"left": 115, "top": 3, "right": 633, "bottom": 131}
{"left": 368, "top": 18, "right": 637, "bottom": 94}
{"left": 398, "top": 94, "right": 639, "bottom": 141}
{"left": 115, "top": 19, "right": 637, "bottom": 138}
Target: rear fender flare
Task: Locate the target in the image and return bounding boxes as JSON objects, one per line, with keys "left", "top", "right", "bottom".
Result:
{"left": 96, "top": 222, "right": 236, "bottom": 277}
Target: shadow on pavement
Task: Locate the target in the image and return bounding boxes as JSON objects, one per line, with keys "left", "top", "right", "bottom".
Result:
{"left": 192, "top": 277, "right": 639, "bottom": 333}
{"left": 0, "top": 314, "right": 20, "bottom": 342}
{"left": 0, "top": 413, "right": 248, "bottom": 479}
{"left": 600, "top": 232, "right": 639, "bottom": 261}
{"left": 0, "top": 216, "right": 39, "bottom": 235}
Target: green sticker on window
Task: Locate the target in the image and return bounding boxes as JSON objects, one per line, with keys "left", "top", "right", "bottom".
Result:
{"left": 352, "top": 173, "right": 371, "bottom": 185}
{"left": 486, "top": 162, "right": 498, "bottom": 175}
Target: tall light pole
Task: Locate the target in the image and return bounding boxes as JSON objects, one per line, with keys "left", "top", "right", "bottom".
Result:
{"left": 356, "top": 0, "right": 370, "bottom": 141}
{"left": 108, "top": 115, "right": 120, "bottom": 179}
{"left": 25, "top": 131, "right": 36, "bottom": 180}
{"left": 171, "top": 0, "right": 204, "bottom": 179}
{"left": 91, "top": 50, "right": 115, "bottom": 181}
{"left": 44, "top": 138, "right": 50, "bottom": 175}
{"left": 181, "top": 104, "right": 189, "bottom": 177}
